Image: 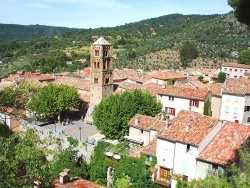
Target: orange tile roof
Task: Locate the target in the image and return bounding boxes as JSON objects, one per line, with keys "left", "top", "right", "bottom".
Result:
{"left": 157, "top": 85, "right": 209, "bottom": 101}
{"left": 151, "top": 70, "right": 186, "bottom": 80}
{"left": 53, "top": 77, "right": 90, "bottom": 91}
{"left": 23, "top": 72, "right": 54, "bottom": 81}
{"left": 128, "top": 146, "right": 145, "bottom": 158}
{"left": 141, "top": 138, "right": 157, "bottom": 157}
{"left": 223, "top": 78, "right": 250, "bottom": 95}
{"left": 198, "top": 121, "right": 250, "bottom": 166}
{"left": 54, "top": 178, "right": 106, "bottom": 188}
{"left": 208, "top": 83, "right": 223, "bottom": 97}
{"left": 157, "top": 110, "right": 220, "bottom": 146}
{"left": 128, "top": 114, "right": 166, "bottom": 132}
{"left": 222, "top": 62, "right": 250, "bottom": 69}
{"left": 118, "top": 81, "right": 144, "bottom": 91}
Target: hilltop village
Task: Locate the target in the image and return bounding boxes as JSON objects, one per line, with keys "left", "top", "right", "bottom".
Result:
{"left": 1, "top": 37, "right": 250, "bottom": 188}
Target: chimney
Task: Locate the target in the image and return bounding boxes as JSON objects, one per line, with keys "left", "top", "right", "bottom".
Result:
{"left": 185, "top": 125, "right": 191, "bottom": 132}
{"left": 60, "top": 168, "right": 71, "bottom": 184}
{"left": 165, "top": 115, "right": 170, "bottom": 128}
{"left": 135, "top": 115, "right": 139, "bottom": 125}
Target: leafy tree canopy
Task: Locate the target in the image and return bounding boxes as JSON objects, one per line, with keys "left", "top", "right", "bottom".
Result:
{"left": 28, "top": 84, "right": 80, "bottom": 116}
{"left": 238, "top": 49, "right": 250, "bottom": 64}
{"left": 217, "top": 72, "right": 227, "bottom": 83}
{"left": 228, "top": 0, "right": 250, "bottom": 28}
{"left": 93, "top": 89, "right": 162, "bottom": 139}
{"left": 180, "top": 41, "right": 199, "bottom": 67}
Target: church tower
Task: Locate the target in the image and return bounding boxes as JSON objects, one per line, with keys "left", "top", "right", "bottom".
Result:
{"left": 90, "top": 37, "right": 113, "bottom": 105}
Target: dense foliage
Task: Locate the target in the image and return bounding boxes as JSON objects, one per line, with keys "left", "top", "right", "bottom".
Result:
{"left": 228, "top": 0, "right": 250, "bottom": 27}
{"left": 238, "top": 49, "right": 250, "bottom": 64}
{"left": 0, "top": 24, "right": 78, "bottom": 42}
{"left": 0, "top": 128, "right": 89, "bottom": 188}
{"left": 28, "top": 84, "right": 80, "bottom": 116}
{"left": 180, "top": 41, "right": 199, "bottom": 67}
{"left": 93, "top": 89, "right": 162, "bottom": 139}
{"left": 1, "top": 12, "right": 250, "bottom": 78}
{"left": 217, "top": 72, "right": 227, "bottom": 83}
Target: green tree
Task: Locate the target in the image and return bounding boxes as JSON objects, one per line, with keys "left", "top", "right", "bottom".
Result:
{"left": 228, "top": 0, "right": 250, "bottom": 28}
{"left": 217, "top": 72, "right": 227, "bottom": 83}
{"left": 203, "top": 100, "right": 212, "bottom": 116}
{"left": 198, "top": 75, "right": 204, "bottom": 82}
{"left": 28, "top": 84, "right": 80, "bottom": 116}
{"left": 93, "top": 89, "right": 162, "bottom": 139}
{"left": 89, "top": 142, "right": 109, "bottom": 185}
{"left": 180, "top": 41, "right": 199, "bottom": 67}
{"left": 238, "top": 49, "right": 250, "bottom": 64}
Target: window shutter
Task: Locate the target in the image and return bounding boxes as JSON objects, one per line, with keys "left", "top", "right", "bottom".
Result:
{"left": 189, "top": 99, "right": 192, "bottom": 106}
{"left": 173, "top": 108, "right": 176, "bottom": 116}
{"left": 244, "top": 106, "right": 247, "bottom": 112}
{"left": 196, "top": 100, "right": 199, "bottom": 108}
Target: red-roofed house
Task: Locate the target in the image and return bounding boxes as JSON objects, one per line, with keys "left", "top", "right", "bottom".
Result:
{"left": 196, "top": 121, "right": 250, "bottom": 179}
{"left": 149, "top": 70, "right": 187, "bottom": 85}
{"left": 222, "top": 62, "right": 250, "bottom": 79}
{"left": 157, "top": 86, "right": 210, "bottom": 119}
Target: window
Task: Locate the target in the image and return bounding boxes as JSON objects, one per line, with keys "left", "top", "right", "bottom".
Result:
{"left": 95, "top": 50, "right": 99, "bottom": 56}
{"left": 226, "top": 96, "right": 231, "bottom": 103}
{"left": 189, "top": 100, "right": 199, "bottom": 108}
{"left": 244, "top": 106, "right": 250, "bottom": 112}
{"left": 240, "top": 69, "right": 243, "bottom": 72}
{"left": 141, "top": 130, "right": 143, "bottom": 134}
{"left": 212, "top": 164, "right": 218, "bottom": 174}
{"left": 160, "top": 167, "right": 170, "bottom": 181}
{"left": 224, "top": 68, "right": 227, "bottom": 71}
{"left": 165, "top": 107, "right": 175, "bottom": 116}
{"left": 186, "top": 144, "right": 191, "bottom": 152}
{"left": 235, "top": 69, "right": 237, "bottom": 72}
{"left": 97, "top": 62, "right": 100, "bottom": 69}
{"left": 230, "top": 68, "right": 232, "bottom": 72}
{"left": 169, "top": 96, "right": 174, "bottom": 101}
{"left": 105, "top": 78, "right": 109, "bottom": 84}
{"left": 234, "top": 75, "right": 237, "bottom": 78}
{"left": 247, "top": 117, "right": 250, "bottom": 122}
{"left": 94, "top": 78, "right": 98, "bottom": 84}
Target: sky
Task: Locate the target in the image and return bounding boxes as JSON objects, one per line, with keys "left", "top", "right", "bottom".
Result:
{"left": 1, "top": 0, "right": 233, "bottom": 29}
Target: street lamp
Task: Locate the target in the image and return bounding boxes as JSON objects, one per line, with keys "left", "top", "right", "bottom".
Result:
{"left": 79, "top": 127, "right": 82, "bottom": 141}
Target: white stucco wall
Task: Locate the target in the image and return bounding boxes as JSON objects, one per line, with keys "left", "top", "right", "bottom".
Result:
{"left": 220, "top": 94, "right": 245, "bottom": 123}
{"left": 173, "top": 142, "right": 198, "bottom": 180}
{"left": 158, "top": 95, "right": 205, "bottom": 118}
{"left": 156, "top": 138, "right": 175, "bottom": 169}
{"left": 195, "top": 161, "right": 210, "bottom": 179}
{"left": 128, "top": 127, "right": 150, "bottom": 146}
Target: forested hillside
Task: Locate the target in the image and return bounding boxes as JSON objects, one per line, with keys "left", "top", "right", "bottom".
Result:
{"left": 0, "top": 24, "right": 79, "bottom": 42}
{"left": 0, "top": 12, "right": 249, "bottom": 79}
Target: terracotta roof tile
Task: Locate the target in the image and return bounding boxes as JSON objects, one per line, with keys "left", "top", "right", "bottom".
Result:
{"left": 151, "top": 70, "right": 186, "bottom": 80}
{"left": 53, "top": 77, "right": 90, "bottom": 91}
{"left": 223, "top": 78, "right": 249, "bottom": 95}
{"left": 54, "top": 178, "right": 106, "bottom": 188}
{"left": 128, "top": 146, "right": 145, "bottom": 158}
{"left": 222, "top": 62, "right": 250, "bottom": 69}
{"left": 128, "top": 114, "right": 166, "bottom": 132}
{"left": 118, "top": 81, "right": 144, "bottom": 91}
{"left": 157, "top": 110, "right": 220, "bottom": 146}
{"left": 208, "top": 83, "right": 223, "bottom": 97}
{"left": 157, "top": 85, "right": 209, "bottom": 101}
{"left": 141, "top": 138, "right": 157, "bottom": 157}
{"left": 198, "top": 121, "right": 250, "bottom": 166}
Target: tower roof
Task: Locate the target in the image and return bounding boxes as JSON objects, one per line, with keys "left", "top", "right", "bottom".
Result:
{"left": 93, "top": 37, "right": 111, "bottom": 45}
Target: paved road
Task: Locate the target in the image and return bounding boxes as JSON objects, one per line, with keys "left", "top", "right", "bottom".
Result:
{"left": 40, "top": 120, "right": 100, "bottom": 141}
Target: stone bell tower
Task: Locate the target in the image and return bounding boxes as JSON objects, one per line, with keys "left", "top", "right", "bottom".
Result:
{"left": 90, "top": 37, "right": 114, "bottom": 105}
